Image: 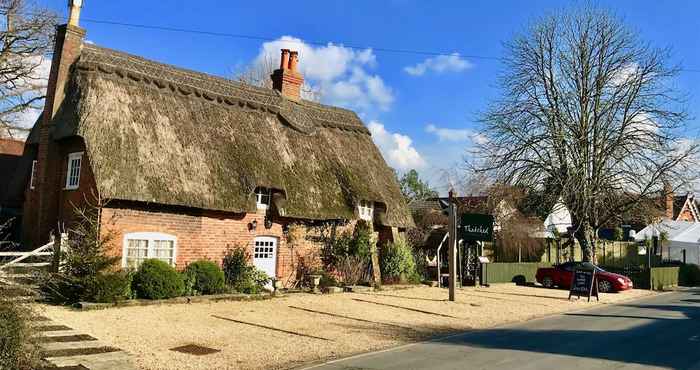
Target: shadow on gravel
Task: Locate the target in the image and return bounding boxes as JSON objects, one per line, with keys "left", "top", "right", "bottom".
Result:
{"left": 437, "top": 297, "right": 700, "bottom": 369}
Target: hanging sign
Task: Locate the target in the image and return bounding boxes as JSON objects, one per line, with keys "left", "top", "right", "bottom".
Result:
{"left": 459, "top": 214, "right": 494, "bottom": 241}
{"left": 568, "top": 266, "right": 599, "bottom": 302}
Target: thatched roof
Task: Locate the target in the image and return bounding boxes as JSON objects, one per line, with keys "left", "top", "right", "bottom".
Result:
{"left": 49, "top": 44, "right": 412, "bottom": 227}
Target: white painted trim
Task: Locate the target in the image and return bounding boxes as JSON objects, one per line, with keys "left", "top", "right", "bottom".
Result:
{"left": 255, "top": 188, "right": 271, "bottom": 210}
{"left": 357, "top": 200, "right": 374, "bottom": 221}
{"left": 29, "top": 160, "right": 37, "bottom": 190}
{"left": 122, "top": 232, "right": 178, "bottom": 268}
{"left": 64, "top": 151, "right": 84, "bottom": 190}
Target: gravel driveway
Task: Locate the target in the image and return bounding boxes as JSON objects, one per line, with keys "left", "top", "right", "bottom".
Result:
{"left": 39, "top": 285, "right": 653, "bottom": 370}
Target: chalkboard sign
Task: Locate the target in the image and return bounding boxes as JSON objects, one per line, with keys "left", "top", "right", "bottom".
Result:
{"left": 568, "top": 267, "right": 599, "bottom": 301}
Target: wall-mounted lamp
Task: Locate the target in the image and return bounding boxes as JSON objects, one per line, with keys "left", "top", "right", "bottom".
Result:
{"left": 282, "top": 224, "right": 290, "bottom": 235}
{"left": 264, "top": 216, "right": 273, "bottom": 229}
{"left": 248, "top": 220, "right": 258, "bottom": 231}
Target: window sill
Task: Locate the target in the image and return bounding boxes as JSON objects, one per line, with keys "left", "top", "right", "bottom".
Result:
{"left": 63, "top": 187, "right": 79, "bottom": 191}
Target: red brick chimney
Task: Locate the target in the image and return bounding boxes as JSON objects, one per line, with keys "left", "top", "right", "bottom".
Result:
{"left": 664, "top": 182, "right": 674, "bottom": 220}
{"left": 34, "top": 0, "right": 86, "bottom": 245}
{"left": 271, "top": 49, "right": 304, "bottom": 100}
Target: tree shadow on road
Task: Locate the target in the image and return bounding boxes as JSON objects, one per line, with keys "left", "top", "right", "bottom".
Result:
{"left": 434, "top": 300, "right": 700, "bottom": 369}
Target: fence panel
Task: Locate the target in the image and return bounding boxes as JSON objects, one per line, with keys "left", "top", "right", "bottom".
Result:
{"left": 486, "top": 262, "right": 552, "bottom": 284}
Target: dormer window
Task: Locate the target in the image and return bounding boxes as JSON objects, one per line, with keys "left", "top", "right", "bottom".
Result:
{"left": 255, "top": 187, "right": 271, "bottom": 210}
{"left": 358, "top": 200, "right": 374, "bottom": 221}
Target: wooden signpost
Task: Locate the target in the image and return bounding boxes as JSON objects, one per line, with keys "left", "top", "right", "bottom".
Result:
{"left": 568, "top": 266, "right": 599, "bottom": 301}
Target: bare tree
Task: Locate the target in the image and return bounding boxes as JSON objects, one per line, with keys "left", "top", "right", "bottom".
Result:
{"left": 0, "top": 0, "right": 56, "bottom": 138}
{"left": 474, "top": 7, "right": 698, "bottom": 262}
{"left": 233, "top": 53, "right": 321, "bottom": 102}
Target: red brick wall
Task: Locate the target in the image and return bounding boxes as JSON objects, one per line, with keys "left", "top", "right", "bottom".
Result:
{"left": 23, "top": 137, "right": 98, "bottom": 247}
{"left": 98, "top": 205, "right": 354, "bottom": 287}
{"left": 33, "top": 24, "right": 86, "bottom": 247}
{"left": 0, "top": 138, "right": 24, "bottom": 155}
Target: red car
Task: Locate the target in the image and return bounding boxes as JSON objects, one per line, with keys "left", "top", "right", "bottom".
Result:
{"left": 535, "top": 262, "right": 633, "bottom": 293}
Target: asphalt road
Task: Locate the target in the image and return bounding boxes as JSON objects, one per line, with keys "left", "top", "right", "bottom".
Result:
{"left": 307, "top": 289, "right": 700, "bottom": 370}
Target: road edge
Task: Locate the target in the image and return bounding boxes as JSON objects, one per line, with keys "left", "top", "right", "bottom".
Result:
{"left": 294, "top": 289, "right": 672, "bottom": 370}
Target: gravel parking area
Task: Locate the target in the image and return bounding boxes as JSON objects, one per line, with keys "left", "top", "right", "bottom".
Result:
{"left": 39, "top": 285, "right": 653, "bottom": 370}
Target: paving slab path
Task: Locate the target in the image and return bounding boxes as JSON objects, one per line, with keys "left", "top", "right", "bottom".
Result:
{"left": 33, "top": 316, "right": 137, "bottom": 370}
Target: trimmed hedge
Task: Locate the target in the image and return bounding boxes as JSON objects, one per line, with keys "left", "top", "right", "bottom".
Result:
{"left": 184, "top": 260, "right": 226, "bottom": 295}
{"left": 485, "top": 263, "right": 552, "bottom": 284}
{"left": 83, "top": 271, "right": 133, "bottom": 303}
{"left": 679, "top": 264, "right": 700, "bottom": 286}
{"left": 132, "top": 259, "right": 185, "bottom": 299}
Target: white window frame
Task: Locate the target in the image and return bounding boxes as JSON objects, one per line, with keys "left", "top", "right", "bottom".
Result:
{"left": 255, "top": 187, "right": 271, "bottom": 210}
{"left": 29, "top": 160, "right": 37, "bottom": 190}
{"left": 358, "top": 200, "right": 374, "bottom": 221}
{"left": 122, "top": 232, "right": 178, "bottom": 268}
{"left": 65, "top": 152, "right": 83, "bottom": 190}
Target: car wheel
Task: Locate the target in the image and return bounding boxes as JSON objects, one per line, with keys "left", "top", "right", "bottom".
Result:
{"left": 598, "top": 280, "right": 613, "bottom": 293}
{"left": 542, "top": 276, "right": 554, "bottom": 288}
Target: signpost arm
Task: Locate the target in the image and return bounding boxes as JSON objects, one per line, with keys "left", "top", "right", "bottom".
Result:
{"left": 448, "top": 191, "right": 456, "bottom": 302}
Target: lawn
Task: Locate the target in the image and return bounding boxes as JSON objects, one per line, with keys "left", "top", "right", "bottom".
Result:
{"left": 38, "top": 285, "right": 653, "bottom": 370}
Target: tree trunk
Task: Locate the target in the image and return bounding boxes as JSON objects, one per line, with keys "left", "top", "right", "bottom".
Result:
{"left": 574, "top": 222, "right": 595, "bottom": 262}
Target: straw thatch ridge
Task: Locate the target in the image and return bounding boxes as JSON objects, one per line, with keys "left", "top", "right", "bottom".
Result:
{"left": 50, "top": 44, "right": 412, "bottom": 227}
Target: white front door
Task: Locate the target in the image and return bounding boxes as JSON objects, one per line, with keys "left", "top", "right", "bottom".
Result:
{"left": 253, "top": 237, "right": 277, "bottom": 282}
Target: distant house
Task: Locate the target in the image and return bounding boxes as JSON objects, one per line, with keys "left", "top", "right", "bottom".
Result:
{"left": 0, "top": 138, "right": 25, "bottom": 205}
{"left": 664, "top": 191, "right": 699, "bottom": 222}
{"left": 632, "top": 187, "right": 700, "bottom": 264}
{"left": 14, "top": 1, "right": 411, "bottom": 283}
{"left": 0, "top": 137, "right": 26, "bottom": 241}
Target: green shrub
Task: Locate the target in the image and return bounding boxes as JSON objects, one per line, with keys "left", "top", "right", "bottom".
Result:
{"left": 182, "top": 270, "right": 197, "bottom": 296}
{"left": 132, "top": 259, "right": 185, "bottom": 299}
{"left": 222, "top": 247, "right": 249, "bottom": 285}
{"left": 380, "top": 237, "right": 418, "bottom": 283}
{"left": 319, "top": 271, "right": 338, "bottom": 288}
{"left": 349, "top": 220, "right": 373, "bottom": 259}
{"left": 235, "top": 267, "right": 270, "bottom": 294}
{"left": 679, "top": 264, "right": 700, "bottom": 286}
{"left": 0, "top": 300, "right": 38, "bottom": 370}
{"left": 38, "top": 272, "right": 84, "bottom": 304}
{"left": 83, "top": 271, "right": 132, "bottom": 303}
{"left": 322, "top": 221, "right": 374, "bottom": 270}
{"left": 221, "top": 247, "right": 270, "bottom": 293}
{"left": 184, "top": 260, "right": 226, "bottom": 295}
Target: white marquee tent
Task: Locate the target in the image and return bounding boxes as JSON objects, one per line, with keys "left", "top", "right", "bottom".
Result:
{"left": 634, "top": 220, "right": 700, "bottom": 265}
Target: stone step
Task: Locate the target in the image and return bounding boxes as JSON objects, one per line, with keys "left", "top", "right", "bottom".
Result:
{"left": 41, "top": 345, "right": 121, "bottom": 360}
{"left": 44, "top": 351, "right": 137, "bottom": 370}
{"left": 40, "top": 340, "right": 111, "bottom": 352}
{"left": 40, "top": 330, "right": 84, "bottom": 338}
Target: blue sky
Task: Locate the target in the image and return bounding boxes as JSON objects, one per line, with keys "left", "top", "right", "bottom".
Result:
{"left": 37, "top": 0, "right": 700, "bottom": 193}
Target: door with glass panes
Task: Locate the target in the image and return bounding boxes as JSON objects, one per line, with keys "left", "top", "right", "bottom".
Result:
{"left": 253, "top": 237, "right": 277, "bottom": 286}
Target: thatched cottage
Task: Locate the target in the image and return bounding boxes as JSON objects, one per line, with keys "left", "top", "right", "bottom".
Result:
{"left": 17, "top": 1, "right": 411, "bottom": 283}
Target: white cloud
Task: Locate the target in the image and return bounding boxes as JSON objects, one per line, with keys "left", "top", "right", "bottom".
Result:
{"left": 255, "top": 36, "right": 394, "bottom": 112}
{"left": 425, "top": 124, "right": 487, "bottom": 144}
{"left": 404, "top": 53, "right": 473, "bottom": 76}
{"left": 368, "top": 121, "right": 426, "bottom": 170}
